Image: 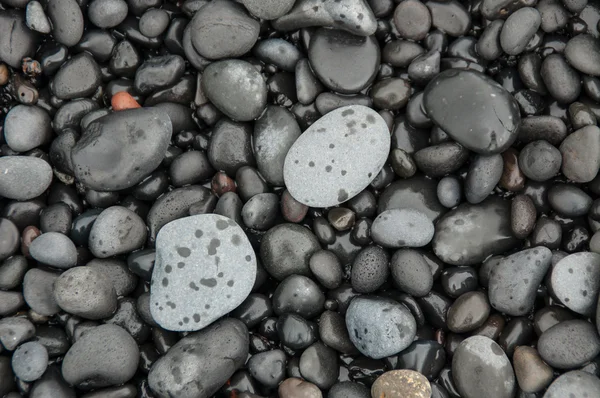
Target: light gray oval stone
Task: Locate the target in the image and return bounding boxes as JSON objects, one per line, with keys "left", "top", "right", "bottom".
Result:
{"left": 11, "top": 341, "right": 48, "bottom": 382}
{"left": 23, "top": 268, "right": 61, "bottom": 316}
{"left": 242, "top": 0, "right": 296, "bottom": 20}
{"left": 488, "top": 247, "right": 552, "bottom": 316}
{"left": 26, "top": 1, "right": 51, "bottom": 33}
{"left": 345, "top": 296, "right": 416, "bottom": 359}
{"left": 0, "top": 156, "right": 52, "bottom": 201}
{"left": 29, "top": 232, "right": 78, "bottom": 269}
{"left": 543, "top": 371, "right": 600, "bottom": 398}
{"left": 150, "top": 214, "right": 257, "bottom": 332}
{"left": 371, "top": 208, "right": 434, "bottom": 248}
{"left": 284, "top": 105, "right": 390, "bottom": 208}
{"left": 47, "top": 0, "right": 83, "bottom": 46}
{"left": 0, "top": 317, "right": 35, "bottom": 350}
{"left": 88, "top": 206, "right": 147, "bottom": 258}
{"left": 550, "top": 252, "right": 600, "bottom": 316}
{"left": 4, "top": 105, "right": 52, "bottom": 152}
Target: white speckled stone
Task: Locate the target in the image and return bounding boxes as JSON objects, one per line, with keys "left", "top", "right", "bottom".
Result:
{"left": 550, "top": 252, "right": 600, "bottom": 316}
{"left": 150, "top": 214, "right": 257, "bottom": 332}
{"left": 283, "top": 105, "right": 390, "bottom": 208}
{"left": 371, "top": 208, "right": 434, "bottom": 248}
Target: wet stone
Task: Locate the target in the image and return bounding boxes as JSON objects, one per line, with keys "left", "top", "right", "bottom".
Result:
{"left": 29, "top": 232, "right": 77, "bottom": 269}
{"left": 4, "top": 105, "right": 52, "bottom": 152}
{"left": 537, "top": 319, "right": 600, "bottom": 369}
{"left": 150, "top": 214, "right": 256, "bottom": 331}
{"left": 565, "top": 34, "right": 600, "bottom": 76}
{"left": 284, "top": 105, "right": 390, "bottom": 208}
{"left": 89, "top": 206, "right": 147, "bottom": 258}
{"left": 424, "top": 69, "right": 521, "bottom": 155}
{"left": 371, "top": 370, "right": 432, "bottom": 398}
{"left": 372, "top": 208, "right": 434, "bottom": 248}
{"left": 47, "top": 0, "right": 83, "bottom": 46}
{"left": 559, "top": 125, "right": 600, "bottom": 183}
{"left": 51, "top": 53, "right": 101, "bottom": 100}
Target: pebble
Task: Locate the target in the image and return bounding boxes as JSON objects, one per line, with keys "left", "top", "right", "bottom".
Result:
{"left": 278, "top": 377, "right": 323, "bottom": 398}
{"left": 300, "top": 342, "right": 338, "bottom": 389}
{"left": 477, "top": 19, "right": 504, "bottom": 61}
{"left": 26, "top": 1, "right": 51, "bottom": 34}
{"left": 62, "top": 324, "right": 139, "bottom": 389}
{"left": 433, "top": 197, "right": 518, "bottom": 265}
{"left": 241, "top": 0, "right": 295, "bottom": 20}
{"left": 51, "top": 53, "right": 101, "bottom": 100}
{"left": 543, "top": 370, "right": 600, "bottom": 398}
{"left": 53, "top": 266, "right": 118, "bottom": 319}
{"left": 350, "top": 246, "right": 389, "bottom": 293}
{"left": 452, "top": 336, "right": 515, "bottom": 398}
{"left": 202, "top": 59, "right": 267, "bottom": 122}
{"left": 134, "top": 55, "right": 185, "bottom": 95}
{"left": 309, "top": 250, "right": 343, "bottom": 289}
{"left": 346, "top": 296, "right": 417, "bottom": 359}
{"left": 537, "top": 319, "right": 600, "bottom": 369}
{"left": 550, "top": 251, "right": 600, "bottom": 315}
{"left": 23, "top": 268, "right": 61, "bottom": 316}
{"left": 71, "top": 108, "right": 172, "bottom": 191}
{"left": 565, "top": 34, "right": 600, "bottom": 76}
{"left": 248, "top": 349, "right": 286, "bottom": 388}
{"left": 464, "top": 154, "right": 504, "bottom": 204}
{"left": 11, "top": 341, "right": 48, "bottom": 382}
{"left": 391, "top": 249, "right": 434, "bottom": 297}
{"left": 371, "top": 208, "right": 434, "bottom": 248}
{"left": 437, "top": 176, "right": 462, "bottom": 208}
{"left": 500, "top": 8, "right": 541, "bottom": 55}
{"left": 284, "top": 106, "right": 390, "bottom": 208}
{"left": 88, "top": 0, "right": 128, "bottom": 28}
{"left": 89, "top": 206, "right": 147, "bottom": 258}
{"left": 541, "top": 54, "right": 581, "bottom": 104}
{"left": 393, "top": 0, "right": 432, "bottom": 41}
{"left": 4, "top": 105, "right": 52, "bottom": 152}
{"left": 29, "top": 232, "right": 77, "bottom": 269}
{"left": 87, "top": 259, "right": 137, "bottom": 297}
{"left": 499, "top": 148, "right": 526, "bottom": 191}
{"left": 273, "top": 274, "right": 325, "bottom": 319}
{"left": 0, "top": 156, "right": 52, "bottom": 201}
{"left": 0, "top": 317, "right": 35, "bottom": 350}
{"left": 513, "top": 346, "right": 553, "bottom": 393}
{"left": 190, "top": 0, "right": 259, "bottom": 59}
{"left": 488, "top": 247, "right": 552, "bottom": 316}
{"left": 0, "top": 11, "right": 38, "bottom": 68}
{"left": 0, "top": 256, "right": 27, "bottom": 289}
{"left": 319, "top": 311, "right": 356, "bottom": 355}
{"left": 0, "top": 291, "right": 25, "bottom": 316}
{"left": 559, "top": 125, "right": 600, "bottom": 183}
{"left": 548, "top": 183, "right": 592, "bottom": 217}
{"left": 308, "top": 29, "right": 380, "bottom": 95}
{"left": 329, "top": 382, "right": 369, "bottom": 398}
{"left": 447, "top": 291, "right": 490, "bottom": 333}
{"left": 148, "top": 318, "right": 248, "bottom": 397}
{"left": 139, "top": 9, "right": 170, "bottom": 38}
{"left": 47, "top": 0, "right": 83, "bottom": 46}
{"left": 518, "top": 140, "right": 562, "bottom": 181}
{"left": 272, "top": 0, "right": 378, "bottom": 36}
{"left": 426, "top": 0, "right": 471, "bottom": 37}
{"left": 371, "top": 370, "right": 432, "bottom": 398}
{"left": 397, "top": 340, "right": 446, "bottom": 380}
{"left": 424, "top": 69, "right": 520, "bottom": 155}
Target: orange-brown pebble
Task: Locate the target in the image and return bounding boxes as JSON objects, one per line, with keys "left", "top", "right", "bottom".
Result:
{"left": 278, "top": 378, "right": 323, "bottom": 398}
{"left": 211, "top": 171, "right": 236, "bottom": 197}
{"left": 111, "top": 91, "right": 141, "bottom": 111}
{"left": 371, "top": 370, "right": 431, "bottom": 398}
{"left": 281, "top": 189, "right": 308, "bottom": 223}
{"left": 0, "top": 63, "right": 8, "bottom": 86}
{"left": 21, "top": 225, "right": 41, "bottom": 258}
{"left": 500, "top": 148, "right": 525, "bottom": 191}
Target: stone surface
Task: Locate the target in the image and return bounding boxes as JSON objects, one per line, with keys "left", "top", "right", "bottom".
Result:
{"left": 11, "top": 341, "right": 49, "bottom": 382}
{"left": 0, "top": 10, "right": 38, "bottom": 68}
{"left": 550, "top": 252, "right": 600, "bottom": 316}
{"left": 0, "top": 156, "right": 52, "bottom": 201}
{"left": 29, "top": 232, "right": 77, "bottom": 269}
{"left": 543, "top": 371, "right": 600, "bottom": 398}
{"left": 3, "top": 105, "right": 52, "bottom": 152}
{"left": 150, "top": 214, "right": 256, "bottom": 331}
{"left": 89, "top": 206, "right": 147, "bottom": 258}
{"left": 537, "top": 319, "right": 600, "bottom": 369}
{"left": 371, "top": 208, "right": 434, "bottom": 248}
{"left": 284, "top": 105, "right": 390, "bottom": 208}
{"left": 371, "top": 370, "right": 432, "bottom": 398}
{"left": 559, "top": 125, "right": 600, "bottom": 183}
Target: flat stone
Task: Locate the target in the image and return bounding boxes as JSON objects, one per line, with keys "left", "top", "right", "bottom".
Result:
{"left": 284, "top": 105, "right": 390, "bottom": 208}
{"left": 150, "top": 214, "right": 257, "bottom": 331}
{"left": 537, "top": 319, "right": 600, "bottom": 369}
{"left": 0, "top": 156, "right": 52, "bottom": 201}
{"left": 371, "top": 209, "right": 434, "bottom": 248}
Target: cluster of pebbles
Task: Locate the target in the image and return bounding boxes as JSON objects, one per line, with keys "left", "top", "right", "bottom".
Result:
{"left": 3, "top": 0, "right": 600, "bottom": 397}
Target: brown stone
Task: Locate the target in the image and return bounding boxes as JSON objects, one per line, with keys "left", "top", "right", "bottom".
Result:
{"left": 0, "top": 63, "right": 8, "bottom": 86}
{"left": 371, "top": 370, "right": 431, "bottom": 398}
{"left": 211, "top": 171, "right": 236, "bottom": 197}
{"left": 511, "top": 194, "right": 537, "bottom": 239}
{"left": 21, "top": 225, "right": 41, "bottom": 258}
{"left": 281, "top": 189, "right": 308, "bottom": 223}
{"left": 513, "top": 346, "right": 553, "bottom": 393}
{"left": 278, "top": 377, "right": 322, "bottom": 398}
{"left": 473, "top": 313, "right": 506, "bottom": 340}
{"left": 327, "top": 207, "right": 355, "bottom": 231}
{"left": 500, "top": 148, "right": 525, "bottom": 191}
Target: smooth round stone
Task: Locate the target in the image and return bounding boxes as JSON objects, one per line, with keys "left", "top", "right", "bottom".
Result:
{"left": 379, "top": 176, "right": 446, "bottom": 222}
{"left": 0, "top": 291, "right": 24, "bottom": 316}
{"left": 4, "top": 105, "right": 52, "bottom": 152}
{"left": 29, "top": 232, "right": 77, "bottom": 269}
{"left": 391, "top": 249, "right": 433, "bottom": 297}
{"left": 452, "top": 336, "right": 515, "bottom": 398}
{"left": 565, "top": 34, "right": 600, "bottom": 76}
{"left": 284, "top": 106, "right": 390, "bottom": 208}
{"left": 0, "top": 317, "right": 35, "bottom": 350}
{"left": 88, "top": 206, "right": 147, "bottom": 258}
{"left": 190, "top": 0, "right": 259, "bottom": 59}
{"left": 426, "top": 0, "right": 471, "bottom": 37}
{"left": 371, "top": 370, "right": 431, "bottom": 398}
{"left": 88, "top": 0, "right": 127, "bottom": 28}
{"left": 51, "top": 53, "right": 101, "bottom": 100}
{"left": 447, "top": 291, "right": 490, "bottom": 333}
{"left": 0, "top": 10, "right": 38, "bottom": 68}
{"left": 169, "top": 151, "right": 214, "bottom": 187}
{"left": 248, "top": 349, "right": 286, "bottom": 388}
{"left": 134, "top": 56, "right": 185, "bottom": 95}
{"left": 477, "top": 19, "right": 504, "bottom": 61}
{"left": 346, "top": 296, "right": 417, "bottom": 359}
{"left": 543, "top": 371, "right": 600, "bottom": 398}
{"left": 11, "top": 342, "right": 48, "bottom": 382}
{"left": 518, "top": 140, "right": 561, "bottom": 181}
{"left": 559, "top": 125, "right": 600, "bottom": 183}
{"left": 139, "top": 9, "right": 169, "bottom": 38}
{"left": 414, "top": 142, "right": 469, "bottom": 177}
{"left": 538, "top": 319, "right": 600, "bottom": 369}
{"left": 329, "top": 382, "right": 369, "bottom": 398}
{"left": 424, "top": 69, "right": 520, "bottom": 155}
{"left": 253, "top": 38, "right": 303, "bottom": 72}
{"left": 548, "top": 184, "right": 592, "bottom": 217}
{"left": 207, "top": 120, "right": 255, "bottom": 178}
{"left": 72, "top": 108, "right": 172, "bottom": 191}
{"left": 0, "top": 156, "right": 52, "bottom": 201}
{"left": 53, "top": 266, "right": 117, "bottom": 319}
{"left": 433, "top": 197, "right": 518, "bottom": 266}
{"left": 150, "top": 214, "right": 256, "bottom": 332}
{"left": 319, "top": 311, "right": 356, "bottom": 354}
{"left": 202, "top": 60, "right": 267, "bottom": 122}
{"left": 489, "top": 247, "right": 552, "bottom": 316}
{"left": 26, "top": 1, "right": 51, "bottom": 33}
{"left": 47, "top": 0, "right": 83, "bottom": 46}
{"left": 273, "top": 274, "right": 325, "bottom": 318}
{"left": 23, "top": 268, "right": 61, "bottom": 316}
{"left": 62, "top": 325, "right": 139, "bottom": 389}
{"left": 437, "top": 176, "right": 461, "bottom": 208}
{"left": 277, "top": 313, "right": 316, "bottom": 350}
{"left": 278, "top": 377, "right": 323, "bottom": 398}
{"left": 308, "top": 28, "right": 380, "bottom": 94}
{"left": 371, "top": 208, "right": 434, "bottom": 248}
{"left": 242, "top": 0, "right": 295, "bottom": 19}
{"left": 393, "top": 0, "right": 431, "bottom": 41}
{"left": 464, "top": 154, "right": 503, "bottom": 204}
{"left": 541, "top": 54, "right": 581, "bottom": 104}
{"left": 500, "top": 7, "right": 541, "bottom": 55}
{"left": 241, "top": 193, "right": 279, "bottom": 230}
{"left": 309, "top": 250, "right": 343, "bottom": 290}
{"left": 299, "top": 342, "right": 338, "bottom": 389}
{"left": 513, "top": 346, "right": 553, "bottom": 393}
{"left": 550, "top": 252, "right": 600, "bottom": 316}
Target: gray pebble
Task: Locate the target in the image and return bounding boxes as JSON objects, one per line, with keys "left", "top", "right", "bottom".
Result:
{"left": 393, "top": 0, "right": 432, "bottom": 41}
{"left": 538, "top": 319, "right": 600, "bottom": 369}
{"left": 447, "top": 291, "right": 490, "bottom": 333}
{"left": 47, "top": 0, "right": 83, "bottom": 46}
{"left": 29, "top": 232, "right": 77, "bottom": 269}
{"left": 500, "top": 7, "right": 541, "bottom": 55}
{"left": 547, "top": 183, "right": 592, "bottom": 217}
{"left": 135, "top": 55, "right": 185, "bottom": 95}
{"left": 88, "top": 0, "right": 128, "bottom": 28}
{"left": 299, "top": 341, "right": 338, "bottom": 389}
{"left": 0, "top": 317, "right": 35, "bottom": 350}
{"left": 23, "top": 268, "right": 61, "bottom": 316}
{"left": 541, "top": 53, "right": 581, "bottom": 104}
{"left": 530, "top": 217, "right": 562, "bottom": 249}
{"left": 309, "top": 250, "right": 343, "bottom": 290}
{"left": 242, "top": 193, "right": 279, "bottom": 230}
{"left": 328, "top": 381, "right": 369, "bottom": 398}
{"left": 0, "top": 220, "right": 19, "bottom": 264}
{"left": 559, "top": 125, "right": 600, "bottom": 183}
{"left": 476, "top": 19, "right": 504, "bottom": 61}
{"left": 544, "top": 371, "right": 600, "bottom": 398}
{"left": 296, "top": 58, "right": 325, "bottom": 105}
{"left": 26, "top": 1, "right": 51, "bottom": 34}
{"left": 4, "top": 105, "right": 52, "bottom": 152}
{"left": 346, "top": 296, "right": 416, "bottom": 359}
{"left": 464, "top": 154, "right": 503, "bottom": 204}
{"left": 11, "top": 341, "right": 48, "bottom": 382}
{"left": 273, "top": 275, "right": 325, "bottom": 319}
{"left": 53, "top": 266, "right": 117, "bottom": 319}
{"left": 350, "top": 246, "right": 389, "bottom": 293}
{"left": 511, "top": 194, "right": 537, "bottom": 239}
{"left": 51, "top": 53, "right": 101, "bottom": 99}
{"left": 89, "top": 206, "right": 147, "bottom": 258}
{"left": 565, "top": 34, "right": 600, "bottom": 76}
{"left": 62, "top": 324, "right": 139, "bottom": 389}
{"left": 0, "top": 156, "right": 52, "bottom": 201}
{"left": 87, "top": 258, "right": 138, "bottom": 297}
{"left": 437, "top": 176, "right": 462, "bottom": 208}
{"left": 253, "top": 38, "right": 303, "bottom": 72}
{"left": 248, "top": 349, "right": 287, "bottom": 388}
{"left": 0, "top": 291, "right": 24, "bottom": 316}
{"left": 242, "top": 0, "right": 296, "bottom": 20}
{"left": 518, "top": 140, "right": 562, "bottom": 181}
{"left": 538, "top": 0, "right": 569, "bottom": 32}
{"left": 391, "top": 249, "right": 434, "bottom": 297}
{"left": 372, "top": 208, "right": 434, "bottom": 248}
{"left": 0, "top": 256, "right": 27, "bottom": 290}
{"left": 139, "top": 8, "right": 169, "bottom": 38}
{"left": 550, "top": 252, "right": 600, "bottom": 316}
{"left": 319, "top": 311, "right": 357, "bottom": 355}
{"left": 0, "top": 10, "right": 38, "bottom": 68}
{"left": 29, "top": 364, "right": 75, "bottom": 398}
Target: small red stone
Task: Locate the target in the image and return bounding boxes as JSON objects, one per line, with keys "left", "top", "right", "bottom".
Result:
{"left": 281, "top": 190, "right": 308, "bottom": 223}
{"left": 211, "top": 171, "right": 236, "bottom": 197}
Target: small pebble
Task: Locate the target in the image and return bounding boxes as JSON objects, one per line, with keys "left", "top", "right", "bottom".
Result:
{"left": 371, "top": 369, "right": 432, "bottom": 398}
{"left": 11, "top": 342, "right": 48, "bottom": 382}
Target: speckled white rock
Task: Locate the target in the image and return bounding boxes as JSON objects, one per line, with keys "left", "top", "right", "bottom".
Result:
{"left": 0, "top": 156, "right": 52, "bottom": 201}
{"left": 550, "top": 252, "right": 600, "bottom": 316}
{"left": 371, "top": 208, "right": 434, "bottom": 248}
{"left": 150, "top": 214, "right": 257, "bottom": 332}
{"left": 283, "top": 105, "right": 390, "bottom": 208}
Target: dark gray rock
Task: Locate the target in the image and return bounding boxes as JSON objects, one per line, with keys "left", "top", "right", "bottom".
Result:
{"left": 378, "top": 175, "right": 446, "bottom": 222}
{"left": 23, "top": 268, "right": 61, "bottom": 316}
{"left": 319, "top": 311, "right": 357, "bottom": 355}
{"left": 565, "top": 34, "right": 600, "bottom": 76}
{"left": 543, "top": 371, "right": 600, "bottom": 398}
{"left": 447, "top": 291, "right": 490, "bottom": 333}
{"left": 548, "top": 184, "right": 592, "bottom": 217}
{"left": 87, "top": 259, "right": 137, "bottom": 297}
{"left": 541, "top": 54, "right": 581, "bottom": 104}
{"left": 88, "top": 0, "right": 128, "bottom": 28}
{"left": 500, "top": 7, "right": 541, "bottom": 55}
{"left": 309, "top": 250, "right": 343, "bottom": 289}
{"left": 538, "top": 320, "right": 600, "bottom": 369}
{"left": 47, "top": 0, "right": 83, "bottom": 46}
{"left": 89, "top": 206, "right": 147, "bottom": 258}
{"left": 328, "top": 381, "right": 370, "bottom": 398}
{"left": 248, "top": 349, "right": 287, "bottom": 388}
{"left": 560, "top": 125, "right": 600, "bottom": 183}
{"left": 464, "top": 154, "right": 503, "bottom": 204}
{"left": 139, "top": 8, "right": 169, "bottom": 37}
{"left": 253, "top": 38, "right": 303, "bottom": 72}
{"left": 0, "top": 10, "right": 38, "bottom": 68}
{"left": 437, "top": 176, "right": 462, "bottom": 208}
{"left": 29, "top": 232, "right": 77, "bottom": 269}
{"left": 0, "top": 156, "right": 52, "bottom": 201}
{"left": 350, "top": 246, "right": 389, "bottom": 293}
{"left": 241, "top": 0, "right": 295, "bottom": 19}
{"left": 51, "top": 53, "right": 101, "bottom": 99}
{"left": 273, "top": 275, "right": 325, "bottom": 319}
{"left": 391, "top": 249, "right": 434, "bottom": 297}
{"left": 299, "top": 342, "right": 338, "bottom": 389}
{"left": 0, "top": 255, "right": 27, "bottom": 290}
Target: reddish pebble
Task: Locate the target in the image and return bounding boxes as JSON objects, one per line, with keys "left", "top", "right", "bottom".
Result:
{"left": 22, "top": 57, "right": 42, "bottom": 76}
{"left": 21, "top": 226, "right": 41, "bottom": 258}
{"left": 500, "top": 148, "right": 526, "bottom": 191}
{"left": 281, "top": 190, "right": 308, "bottom": 223}
{"left": 0, "top": 63, "right": 8, "bottom": 86}
{"left": 211, "top": 171, "right": 236, "bottom": 197}
{"left": 111, "top": 91, "right": 141, "bottom": 111}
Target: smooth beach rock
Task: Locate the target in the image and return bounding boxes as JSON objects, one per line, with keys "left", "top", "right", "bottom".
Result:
{"left": 0, "top": 156, "right": 52, "bottom": 201}
{"left": 550, "top": 251, "right": 600, "bottom": 315}
{"left": 371, "top": 208, "right": 434, "bottom": 248}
